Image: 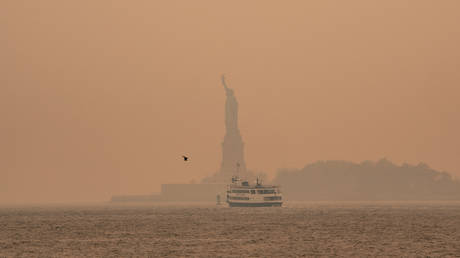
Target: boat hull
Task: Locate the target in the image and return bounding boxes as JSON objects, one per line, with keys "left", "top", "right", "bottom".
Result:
{"left": 228, "top": 202, "right": 282, "bottom": 207}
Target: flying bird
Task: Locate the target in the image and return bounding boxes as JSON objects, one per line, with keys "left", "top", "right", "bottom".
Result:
{"left": 182, "top": 155, "right": 189, "bottom": 161}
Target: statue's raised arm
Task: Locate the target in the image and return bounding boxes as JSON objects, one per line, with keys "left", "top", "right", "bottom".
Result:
{"left": 222, "top": 74, "right": 228, "bottom": 89}
{"left": 221, "top": 74, "right": 233, "bottom": 96}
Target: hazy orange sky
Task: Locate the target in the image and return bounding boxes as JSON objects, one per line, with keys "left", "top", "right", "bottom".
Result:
{"left": 2, "top": 1, "right": 459, "bottom": 203}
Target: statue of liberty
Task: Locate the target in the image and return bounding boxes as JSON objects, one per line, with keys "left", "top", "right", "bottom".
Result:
{"left": 202, "top": 75, "right": 248, "bottom": 183}
{"left": 222, "top": 75, "right": 239, "bottom": 133}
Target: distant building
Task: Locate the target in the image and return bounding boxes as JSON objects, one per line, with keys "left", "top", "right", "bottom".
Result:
{"left": 161, "top": 184, "right": 226, "bottom": 202}
{"left": 111, "top": 184, "right": 226, "bottom": 203}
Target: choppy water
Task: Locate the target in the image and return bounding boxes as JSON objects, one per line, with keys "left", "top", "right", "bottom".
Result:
{"left": 1, "top": 202, "right": 460, "bottom": 257}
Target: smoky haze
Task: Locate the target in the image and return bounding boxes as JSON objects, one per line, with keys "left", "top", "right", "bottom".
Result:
{"left": 2, "top": 1, "right": 459, "bottom": 204}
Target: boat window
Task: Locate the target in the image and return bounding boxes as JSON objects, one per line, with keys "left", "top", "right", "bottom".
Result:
{"left": 231, "top": 189, "right": 250, "bottom": 193}
{"left": 229, "top": 196, "right": 250, "bottom": 200}
{"left": 255, "top": 189, "right": 276, "bottom": 194}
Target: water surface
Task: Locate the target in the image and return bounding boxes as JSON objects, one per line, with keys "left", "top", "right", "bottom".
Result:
{"left": 1, "top": 202, "right": 459, "bottom": 257}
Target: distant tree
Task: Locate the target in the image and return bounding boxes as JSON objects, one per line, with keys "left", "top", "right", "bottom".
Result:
{"left": 273, "top": 159, "right": 460, "bottom": 201}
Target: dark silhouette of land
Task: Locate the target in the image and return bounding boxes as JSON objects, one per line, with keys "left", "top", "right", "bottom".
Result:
{"left": 274, "top": 159, "right": 460, "bottom": 201}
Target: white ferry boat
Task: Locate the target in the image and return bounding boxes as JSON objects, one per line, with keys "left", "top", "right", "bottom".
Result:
{"left": 226, "top": 176, "right": 283, "bottom": 207}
